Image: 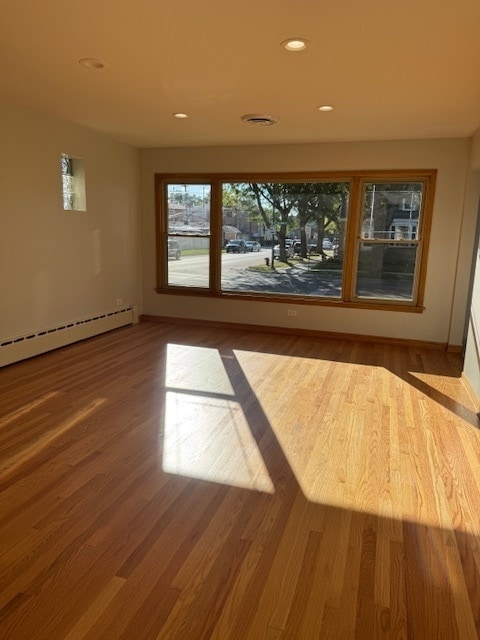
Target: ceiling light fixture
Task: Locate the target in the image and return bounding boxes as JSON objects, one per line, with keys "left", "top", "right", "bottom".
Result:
{"left": 318, "top": 105, "right": 334, "bottom": 112}
{"left": 282, "top": 38, "right": 309, "bottom": 52}
{"left": 79, "top": 58, "right": 107, "bottom": 70}
{"left": 173, "top": 113, "right": 189, "bottom": 119}
{"left": 241, "top": 113, "right": 278, "bottom": 126}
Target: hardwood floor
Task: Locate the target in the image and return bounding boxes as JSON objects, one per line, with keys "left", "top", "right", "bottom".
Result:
{"left": 1, "top": 320, "right": 480, "bottom": 639}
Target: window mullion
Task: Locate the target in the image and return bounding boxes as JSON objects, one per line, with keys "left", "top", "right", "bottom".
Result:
{"left": 210, "top": 180, "right": 222, "bottom": 293}
{"left": 155, "top": 175, "right": 167, "bottom": 289}
{"left": 342, "top": 177, "right": 361, "bottom": 302}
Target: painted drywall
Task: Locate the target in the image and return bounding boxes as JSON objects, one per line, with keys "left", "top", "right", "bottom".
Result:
{"left": 0, "top": 104, "right": 142, "bottom": 342}
{"left": 464, "top": 251, "right": 480, "bottom": 404}
{"left": 449, "top": 168, "right": 480, "bottom": 347}
{"left": 140, "top": 138, "right": 474, "bottom": 346}
{"left": 462, "top": 130, "right": 480, "bottom": 402}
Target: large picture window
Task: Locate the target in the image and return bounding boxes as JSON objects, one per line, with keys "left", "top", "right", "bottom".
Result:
{"left": 155, "top": 171, "right": 436, "bottom": 311}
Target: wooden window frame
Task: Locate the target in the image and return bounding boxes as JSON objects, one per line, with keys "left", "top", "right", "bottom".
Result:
{"left": 155, "top": 170, "right": 436, "bottom": 312}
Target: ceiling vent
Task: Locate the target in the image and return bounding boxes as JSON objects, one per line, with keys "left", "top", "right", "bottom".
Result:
{"left": 241, "top": 113, "right": 278, "bottom": 126}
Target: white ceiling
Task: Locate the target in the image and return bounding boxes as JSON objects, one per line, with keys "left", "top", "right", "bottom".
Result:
{"left": 2, "top": 0, "right": 480, "bottom": 148}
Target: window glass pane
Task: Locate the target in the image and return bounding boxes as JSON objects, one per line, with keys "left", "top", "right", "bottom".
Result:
{"left": 356, "top": 243, "right": 417, "bottom": 300}
{"left": 167, "top": 184, "right": 210, "bottom": 233}
{"left": 362, "top": 183, "right": 422, "bottom": 240}
{"left": 167, "top": 235, "right": 210, "bottom": 288}
{"left": 61, "top": 154, "right": 86, "bottom": 211}
{"left": 166, "top": 184, "right": 211, "bottom": 288}
{"left": 357, "top": 181, "right": 424, "bottom": 302}
{"left": 221, "top": 181, "right": 349, "bottom": 298}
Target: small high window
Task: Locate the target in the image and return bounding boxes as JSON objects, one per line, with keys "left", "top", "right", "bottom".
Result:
{"left": 61, "top": 154, "right": 86, "bottom": 211}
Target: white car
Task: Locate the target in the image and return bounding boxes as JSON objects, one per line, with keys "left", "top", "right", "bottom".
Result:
{"left": 245, "top": 241, "right": 261, "bottom": 252}
{"left": 225, "top": 239, "right": 247, "bottom": 253}
{"left": 273, "top": 243, "right": 294, "bottom": 258}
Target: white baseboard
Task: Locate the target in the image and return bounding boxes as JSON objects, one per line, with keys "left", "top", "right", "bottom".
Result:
{"left": 0, "top": 308, "right": 133, "bottom": 367}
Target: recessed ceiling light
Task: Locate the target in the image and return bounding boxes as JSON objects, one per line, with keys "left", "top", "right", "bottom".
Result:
{"left": 318, "top": 105, "right": 334, "bottom": 112}
{"left": 79, "top": 58, "right": 107, "bottom": 70}
{"left": 241, "top": 113, "right": 278, "bottom": 126}
{"left": 281, "top": 38, "right": 309, "bottom": 52}
{"left": 173, "top": 113, "right": 189, "bottom": 119}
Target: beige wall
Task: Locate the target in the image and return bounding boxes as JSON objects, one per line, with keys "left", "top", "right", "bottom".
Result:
{"left": 140, "top": 138, "right": 473, "bottom": 346}
{"left": 1, "top": 103, "right": 476, "bottom": 353}
{"left": 0, "top": 104, "right": 142, "bottom": 341}
{"left": 462, "top": 130, "right": 480, "bottom": 402}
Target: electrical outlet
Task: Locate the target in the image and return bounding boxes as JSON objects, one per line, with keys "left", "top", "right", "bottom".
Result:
{"left": 287, "top": 309, "right": 297, "bottom": 317}
{"left": 116, "top": 298, "right": 123, "bottom": 306}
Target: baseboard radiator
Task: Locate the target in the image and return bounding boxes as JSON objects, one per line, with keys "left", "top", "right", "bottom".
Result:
{"left": 0, "top": 307, "right": 137, "bottom": 368}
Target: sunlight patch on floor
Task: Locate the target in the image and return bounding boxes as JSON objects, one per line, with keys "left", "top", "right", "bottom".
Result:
{"left": 160, "top": 342, "right": 474, "bottom": 526}
{"left": 165, "top": 343, "right": 236, "bottom": 396}
{"left": 162, "top": 390, "right": 274, "bottom": 493}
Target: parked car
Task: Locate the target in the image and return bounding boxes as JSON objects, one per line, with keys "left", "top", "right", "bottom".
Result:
{"left": 168, "top": 238, "right": 181, "bottom": 260}
{"left": 245, "top": 241, "right": 261, "bottom": 252}
{"left": 292, "top": 241, "right": 304, "bottom": 255}
{"left": 226, "top": 239, "right": 248, "bottom": 253}
{"left": 273, "top": 242, "right": 294, "bottom": 258}
{"left": 293, "top": 241, "right": 317, "bottom": 256}
{"left": 322, "top": 239, "right": 333, "bottom": 250}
